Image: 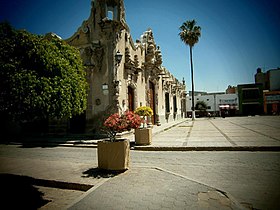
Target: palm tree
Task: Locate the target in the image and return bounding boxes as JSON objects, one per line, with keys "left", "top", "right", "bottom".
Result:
{"left": 179, "top": 20, "right": 201, "bottom": 121}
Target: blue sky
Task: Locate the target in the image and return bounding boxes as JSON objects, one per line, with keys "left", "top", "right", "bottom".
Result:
{"left": 1, "top": 0, "right": 279, "bottom": 92}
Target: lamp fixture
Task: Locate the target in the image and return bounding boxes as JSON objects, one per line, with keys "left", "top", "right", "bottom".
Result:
{"left": 115, "top": 50, "right": 123, "bottom": 65}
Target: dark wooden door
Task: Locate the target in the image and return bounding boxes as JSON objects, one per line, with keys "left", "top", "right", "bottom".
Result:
{"left": 128, "top": 86, "right": 134, "bottom": 111}
{"left": 149, "top": 82, "right": 156, "bottom": 124}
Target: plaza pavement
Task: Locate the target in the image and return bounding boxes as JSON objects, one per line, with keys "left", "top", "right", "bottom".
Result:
{"left": 134, "top": 115, "right": 280, "bottom": 151}
{"left": 67, "top": 116, "right": 280, "bottom": 209}
{"left": 68, "top": 167, "right": 243, "bottom": 210}
{"left": 1, "top": 116, "right": 280, "bottom": 209}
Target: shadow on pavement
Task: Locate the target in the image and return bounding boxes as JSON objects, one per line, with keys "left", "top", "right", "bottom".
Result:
{"left": 0, "top": 134, "right": 103, "bottom": 148}
{"left": 82, "top": 167, "right": 124, "bottom": 179}
{"left": 0, "top": 173, "right": 50, "bottom": 210}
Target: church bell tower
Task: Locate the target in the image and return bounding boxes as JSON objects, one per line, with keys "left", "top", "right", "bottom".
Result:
{"left": 91, "top": 0, "right": 126, "bottom": 23}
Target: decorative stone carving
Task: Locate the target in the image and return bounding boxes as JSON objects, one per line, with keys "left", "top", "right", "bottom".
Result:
{"left": 80, "top": 46, "right": 93, "bottom": 66}
{"left": 113, "top": 80, "right": 120, "bottom": 96}
{"left": 134, "top": 55, "right": 139, "bottom": 68}
{"left": 155, "top": 93, "right": 159, "bottom": 105}
{"left": 125, "top": 47, "right": 132, "bottom": 64}
{"left": 155, "top": 46, "right": 162, "bottom": 67}
{"left": 82, "top": 21, "right": 89, "bottom": 33}
{"left": 124, "top": 47, "right": 142, "bottom": 79}
{"left": 112, "top": 80, "right": 121, "bottom": 111}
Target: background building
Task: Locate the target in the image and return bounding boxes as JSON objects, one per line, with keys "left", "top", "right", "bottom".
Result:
{"left": 255, "top": 67, "right": 280, "bottom": 91}
{"left": 226, "top": 85, "right": 237, "bottom": 94}
{"left": 255, "top": 68, "right": 280, "bottom": 115}
{"left": 263, "top": 91, "right": 280, "bottom": 115}
{"left": 237, "top": 83, "right": 264, "bottom": 116}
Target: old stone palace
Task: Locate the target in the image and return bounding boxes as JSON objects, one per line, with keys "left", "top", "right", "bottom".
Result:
{"left": 66, "top": 0, "right": 186, "bottom": 133}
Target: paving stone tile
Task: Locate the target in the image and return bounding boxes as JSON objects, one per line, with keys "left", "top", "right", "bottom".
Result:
{"left": 198, "top": 200, "right": 210, "bottom": 208}
{"left": 198, "top": 192, "right": 210, "bottom": 201}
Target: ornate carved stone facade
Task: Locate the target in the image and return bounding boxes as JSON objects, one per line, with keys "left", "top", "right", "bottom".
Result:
{"left": 66, "top": 0, "right": 186, "bottom": 132}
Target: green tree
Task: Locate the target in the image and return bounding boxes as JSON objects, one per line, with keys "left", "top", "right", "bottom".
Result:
{"left": 0, "top": 22, "right": 88, "bottom": 123}
{"left": 195, "top": 101, "right": 208, "bottom": 117}
{"left": 195, "top": 101, "right": 207, "bottom": 111}
{"left": 179, "top": 19, "right": 201, "bottom": 121}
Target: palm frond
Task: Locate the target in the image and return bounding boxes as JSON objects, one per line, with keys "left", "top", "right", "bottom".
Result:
{"left": 179, "top": 19, "right": 201, "bottom": 47}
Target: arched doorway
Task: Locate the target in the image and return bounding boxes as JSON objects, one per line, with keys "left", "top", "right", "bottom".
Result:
{"left": 149, "top": 81, "right": 156, "bottom": 124}
{"left": 128, "top": 86, "right": 134, "bottom": 111}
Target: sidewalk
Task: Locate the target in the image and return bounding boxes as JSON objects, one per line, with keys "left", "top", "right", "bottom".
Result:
{"left": 9, "top": 118, "right": 187, "bottom": 148}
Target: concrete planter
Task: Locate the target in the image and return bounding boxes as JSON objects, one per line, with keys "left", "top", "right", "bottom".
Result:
{"left": 98, "top": 139, "right": 130, "bottom": 171}
{"left": 135, "top": 128, "right": 152, "bottom": 145}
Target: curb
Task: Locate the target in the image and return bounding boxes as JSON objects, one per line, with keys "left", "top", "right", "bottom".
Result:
{"left": 7, "top": 141, "right": 280, "bottom": 151}
{"left": 133, "top": 146, "right": 280, "bottom": 152}
{"left": 152, "top": 119, "right": 189, "bottom": 136}
{"left": 6, "top": 141, "right": 98, "bottom": 148}
{"left": 66, "top": 179, "right": 109, "bottom": 209}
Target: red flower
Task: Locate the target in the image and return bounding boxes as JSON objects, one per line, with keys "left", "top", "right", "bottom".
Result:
{"left": 104, "top": 111, "right": 141, "bottom": 141}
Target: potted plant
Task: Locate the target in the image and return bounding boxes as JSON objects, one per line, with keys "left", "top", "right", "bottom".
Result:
{"left": 134, "top": 106, "right": 154, "bottom": 145}
{"left": 98, "top": 111, "right": 141, "bottom": 171}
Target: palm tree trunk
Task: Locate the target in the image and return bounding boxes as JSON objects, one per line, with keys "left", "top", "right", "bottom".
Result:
{"left": 190, "top": 46, "right": 195, "bottom": 121}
